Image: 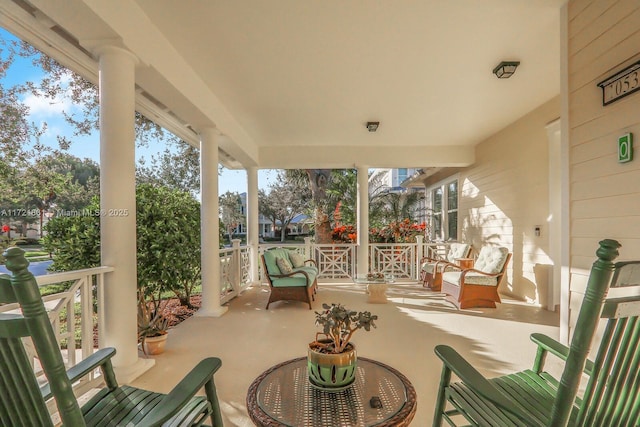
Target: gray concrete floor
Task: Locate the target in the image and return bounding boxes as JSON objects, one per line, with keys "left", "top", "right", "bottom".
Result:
{"left": 130, "top": 282, "right": 560, "bottom": 426}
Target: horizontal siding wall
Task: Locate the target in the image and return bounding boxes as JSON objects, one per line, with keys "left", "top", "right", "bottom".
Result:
{"left": 459, "top": 97, "right": 560, "bottom": 306}
{"left": 568, "top": 0, "right": 640, "bottom": 329}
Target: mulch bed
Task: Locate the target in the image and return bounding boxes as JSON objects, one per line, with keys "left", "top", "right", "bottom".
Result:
{"left": 92, "top": 295, "right": 202, "bottom": 347}
{"left": 162, "top": 295, "right": 202, "bottom": 328}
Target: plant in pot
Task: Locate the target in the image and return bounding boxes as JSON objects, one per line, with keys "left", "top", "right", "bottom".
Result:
{"left": 137, "top": 289, "right": 170, "bottom": 355}
{"left": 308, "top": 303, "right": 378, "bottom": 390}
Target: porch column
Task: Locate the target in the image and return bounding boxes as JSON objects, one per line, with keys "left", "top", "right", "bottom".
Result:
{"left": 97, "top": 45, "right": 153, "bottom": 381}
{"left": 199, "top": 128, "right": 228, "bottom": 317}
{"left": 357, "top": 166, "right": 369, "bottom": 275}
{"left": 247, "top": 167, "right": 260, "bottom": 284}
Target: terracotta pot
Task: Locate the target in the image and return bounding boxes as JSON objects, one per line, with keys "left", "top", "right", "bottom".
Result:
{"left": 143, "top": 333, "right": 168, "bottom": 355}
{"left": 307, "top": 340, "right": 357, "bottom": 390}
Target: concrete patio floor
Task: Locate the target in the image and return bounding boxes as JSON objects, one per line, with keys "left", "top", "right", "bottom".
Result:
{"left": 130, "top": 282, "right": 560, "bottom": 426}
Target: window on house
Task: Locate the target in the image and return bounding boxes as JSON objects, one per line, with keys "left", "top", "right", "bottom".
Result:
{"left": 447, "top": 181, "right": 458, "bottom": 239}
{"left": 397, "top": 168, "right": 408, "bottom": 185}
{"left": 432, "top": 188, "right": 442, "bottom": 240}
{"left": 427, "top": 178, "right": 458, "bottom": 240}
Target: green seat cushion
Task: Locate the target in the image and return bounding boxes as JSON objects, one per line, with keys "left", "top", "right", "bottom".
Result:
{"left": 271, "top": 268, "right": 317, "bottom": 288}
{"left": 271, "top": 275, "right": 311, "bottom": 288}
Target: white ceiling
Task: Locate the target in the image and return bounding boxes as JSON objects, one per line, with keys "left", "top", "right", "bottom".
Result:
{"left": 4, "top": 0, "right": 565, "bottom": 169}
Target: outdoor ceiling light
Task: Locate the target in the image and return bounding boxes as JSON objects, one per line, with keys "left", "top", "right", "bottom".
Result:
{"left": 493, "top": 61, "right": 520, "bottom": 79}
{"left": 366, "top": 121, "right": 380, "bottom": 132}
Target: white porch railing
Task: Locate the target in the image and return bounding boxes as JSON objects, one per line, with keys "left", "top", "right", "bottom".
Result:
{"left": 220, "top": 239, "right": 252, "bottom": 304}
{"left": 0, "top": 266, "right": 113, "bottom": 397}
{"left": 253, "top": 237, "right": 452, "bottom": 282}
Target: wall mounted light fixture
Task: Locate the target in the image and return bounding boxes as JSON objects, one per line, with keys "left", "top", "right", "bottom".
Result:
{"left": 366, "top": 121, "right": 380, "bottom": 132}
{"left": 492, "top": 61, "right": 520, "bottom": 79}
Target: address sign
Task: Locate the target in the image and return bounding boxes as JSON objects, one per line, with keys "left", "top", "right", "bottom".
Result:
{"left": 597, "top": 60, "right": 640, "bottom": 106}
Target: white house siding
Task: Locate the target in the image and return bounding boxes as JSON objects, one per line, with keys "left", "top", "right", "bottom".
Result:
{"left": 568, "top": 0, "right": 640, "bottom": 328}
{"left": 458, "top": 97, "right": 560, "bottom": 306}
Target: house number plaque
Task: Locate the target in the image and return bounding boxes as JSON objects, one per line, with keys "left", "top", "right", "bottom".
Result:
{"left": 597, "top": 60, "right": 640, "bottom": 106}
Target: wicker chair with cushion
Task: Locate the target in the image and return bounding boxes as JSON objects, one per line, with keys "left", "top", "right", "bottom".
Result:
{"left": 420, "top": 243, "right": 472, "bottom": 291}
{"left": 261, "top": 248, "right": 318, "bottom": 309}
{"left": 441, "top": 245, "right": 511, "bottom": 309}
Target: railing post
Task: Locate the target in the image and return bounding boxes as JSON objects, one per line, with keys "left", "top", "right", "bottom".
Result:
{"left": 304, "top": 236, "right": 313, "bottom": 260}
{"left": 232, "top": 239, "right": 241, "bottom": 292}
{"left": 415, "top": 236, "right": 424, "bottom": 280}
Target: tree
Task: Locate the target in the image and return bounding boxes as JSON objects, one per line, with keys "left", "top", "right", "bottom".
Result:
{"left": 136, "top": 141, "right": 200, "bottom": 194}
{"left": 136, "top": 184, "right": 201, "bottom": 307}
{"left": 325, "top": 169, "right": 357, "bottom": 226}
{"left": 44, "top": 185, "right": 203, "bottom": 307}
{"left": 258, "top": 172, "right": 311, "bottom": 242}
{"left": 219, "top": 191, "right": 244, "bottom": 244}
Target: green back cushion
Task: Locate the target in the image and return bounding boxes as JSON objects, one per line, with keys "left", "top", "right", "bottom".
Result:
{"left": 263, "top": 248, "right": 289, "bottom": 274}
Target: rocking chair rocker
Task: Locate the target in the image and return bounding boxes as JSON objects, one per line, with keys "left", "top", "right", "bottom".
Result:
{"left": 0, "top": 247, "right": 224, "bottom": 426}
{"left": 433, "top": 239, "right": 640, "bottom": 426}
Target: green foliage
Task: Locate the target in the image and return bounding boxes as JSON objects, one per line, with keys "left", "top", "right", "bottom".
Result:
{"left": 44, "top": 184, "right": 202, "bottom": 308}
{"left": 42, "top": 197, "right": 101, "bottom": 272}
{"left": 312, "top": 303, "right": 378, "bottom": 354}
{"left": 136, "top": 141, "right": 200, "bottom": 194}
{"left": 219, "top": 191, "right": 244, "bottom": 242}
{"left": 137, "top": 290, "right": 169, "bottom": 351}
{"left": 136, "top": 183, "right": 201, "bottom": 307}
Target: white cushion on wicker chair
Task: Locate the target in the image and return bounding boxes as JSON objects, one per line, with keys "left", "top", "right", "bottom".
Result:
{"left": 442, "top": 271, "right": 499, "bottom": 286}
{"left": 447, "top": 243, "right": 470, "bottom": 263}
{"left": 442, "top": 246, "right": 509, "bottom": 287}
{"left": 474, "top": 246, "right": 509, "bottom": 274}
{"left": 422, "top": 243, "right": 471, "bottom": 274}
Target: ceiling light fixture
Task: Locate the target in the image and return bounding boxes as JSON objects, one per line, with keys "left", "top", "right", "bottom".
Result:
{"left": 492, "top": 61, "right": 520, "bottom": 79}
{"left": 366, "top": 121, "right": 380, "bottom": 132}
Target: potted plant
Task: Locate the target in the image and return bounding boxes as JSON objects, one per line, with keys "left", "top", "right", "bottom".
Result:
{"left": 137, "top": 289, "right": 170, "bottom": 355}
{"left": 307, "top": 303, "right": 378, "bottom": 390}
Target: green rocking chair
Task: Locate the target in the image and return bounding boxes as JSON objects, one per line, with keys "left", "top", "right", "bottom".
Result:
{"left": 0, "top": 247, "right": 224, "bottom": 426}
{"left": 432, "top": 239, "right": 640, "bottom": 426}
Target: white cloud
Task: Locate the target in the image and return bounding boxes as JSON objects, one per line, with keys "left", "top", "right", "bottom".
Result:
{"left": 22, "top": 92, "right": 72, "bottom": 118}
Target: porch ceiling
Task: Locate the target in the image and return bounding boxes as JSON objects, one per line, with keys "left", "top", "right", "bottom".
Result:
{"left": 5, "top": 0, "right": 564, "bottom": 169}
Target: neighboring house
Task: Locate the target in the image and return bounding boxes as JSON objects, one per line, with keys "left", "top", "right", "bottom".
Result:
{"left": 226, "top": 193, "right": 273, "bottom": 238}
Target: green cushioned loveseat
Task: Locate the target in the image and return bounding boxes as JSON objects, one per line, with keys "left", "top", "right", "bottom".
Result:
{"left": 261, "top": 248, "right": 318, "bottom": 309}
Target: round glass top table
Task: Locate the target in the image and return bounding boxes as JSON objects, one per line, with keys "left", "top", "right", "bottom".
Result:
{"left": 246, "top": 356, "right": 417, "bottom": 427}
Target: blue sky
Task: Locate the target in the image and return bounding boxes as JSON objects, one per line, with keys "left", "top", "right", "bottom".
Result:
{"left": 1, "top": 28, "right": 275, "bottom": 195}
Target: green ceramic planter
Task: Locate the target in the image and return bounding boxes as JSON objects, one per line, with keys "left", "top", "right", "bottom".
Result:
{"left": 307, "top": 341, "right": 357, "bottom": 390}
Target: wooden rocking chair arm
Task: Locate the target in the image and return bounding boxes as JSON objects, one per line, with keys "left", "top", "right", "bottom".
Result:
{"left": 530, "top": 333, "right": 594, "bottom": 375}
{"left": 136, "top": 357, "right": 222, "bottom": 427}
{"left": 435, "top": 345, "right": 531, "bottom": 421}
{"left": 304, "top": 259, "right": 317, "bottom": 267}
{"left": 41, "top": 347, "right": 117, "bottom": 401}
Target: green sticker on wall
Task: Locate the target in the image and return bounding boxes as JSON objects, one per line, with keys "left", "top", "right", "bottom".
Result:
{"left": 618, "top": 133, "right": 633, "bottom": 163}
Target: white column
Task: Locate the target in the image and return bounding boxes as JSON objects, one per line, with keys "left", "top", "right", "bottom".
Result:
{"left": 357, "top": 166, "right": 369, "bottom": 275}
{"left": 199, "top": 128, "right": 228, "bottom": 317}
{"left": 247, "top": 167, "right": 260, "bottom": 284}
{"left": 97, "top": 45, "right": 153, "bottom": 381}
